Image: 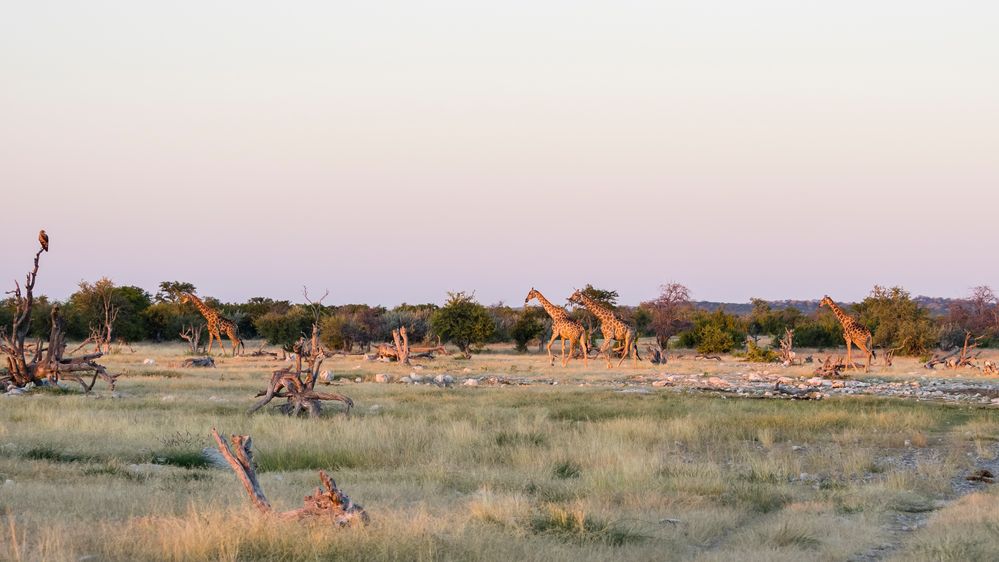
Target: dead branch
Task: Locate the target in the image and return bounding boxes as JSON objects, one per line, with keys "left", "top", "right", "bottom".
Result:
{"left": 248, "top": 366, "right": 353, "bottom": 418}
{"left": 925, "top": 332, "right": 983, "bottom": 370}
{"left": 179, "top": 322, "right": 206, "bottom": 355}
{"left": 181, "top": 357, "right": 216, "bottom": 368}
{"left": 813, "top": 355, "right": 849, "bottom": 379}
{"left": 646, "top": 343, "right": 668, "bottom": 365}
{"left": 211, "top": 429, "right": 368, "bottom": 525}
{"left": 778, "top": 328, "right": 796, "bottom": 366}
{"left": 1, "top": 235, "right": 115, "bottom": 393}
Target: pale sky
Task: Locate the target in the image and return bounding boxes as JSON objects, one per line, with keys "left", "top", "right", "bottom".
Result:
{"left": 2, "top": 1, "right": 997, "bottom": 306}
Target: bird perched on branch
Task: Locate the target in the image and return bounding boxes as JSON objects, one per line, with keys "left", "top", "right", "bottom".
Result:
{"left": 38, "top": 229, "right": 49, "bottom": 252}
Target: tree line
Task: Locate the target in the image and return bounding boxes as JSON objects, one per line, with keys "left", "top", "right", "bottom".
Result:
{"left": 3, "top": 279, "right": 998, "bottom": 359}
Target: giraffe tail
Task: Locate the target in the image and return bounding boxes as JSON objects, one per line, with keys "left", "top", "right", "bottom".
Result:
{"left": 869, "top": 334, "right": 876, "bottom": 359}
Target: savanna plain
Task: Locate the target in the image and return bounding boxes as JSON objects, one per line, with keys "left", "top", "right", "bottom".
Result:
{"left": 3, "top": 342, "right": 999, "bottom": 562}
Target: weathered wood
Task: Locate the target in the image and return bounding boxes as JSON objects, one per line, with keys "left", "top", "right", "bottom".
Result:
{"left": 248, "top": 367, "right": 353, "bottom": 417}
{"left": 813, "top": 355, "right": 849, "bottom": 378}
{"left": 1, "top": 235, "right": 115, "bottom": 393}
{"left": 181, "top": 356, "right": 216, "bottom": 368}
{"left": 212, "top": 428, "right": 368, "bottom": 525}
{"left": 925, "top": 332, "right": 983, "bottom": 370}
{"left": 778, "top": 328, "right": 796, "bottom": 366}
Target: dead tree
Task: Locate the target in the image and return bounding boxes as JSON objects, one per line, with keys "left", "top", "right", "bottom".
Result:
{"left": 248, "top": 366, "right": 353, "bottom": 417}
{"left": 211, "top": 429, "right": 368, "bottom": 525}
{"left": 179, "top": 322, "right": 207, "bottom": 354}
{"left": 881, "top": 346, "right": 901, "bottom": 368}
{"left": 778, "top": 328, "right": 795, "bottom": 366}
{"left": 646, "top": 343, "right": 667, "bottom": 365}
{"left": 248, "top": 331, "right": 352, "bottom": 417}
{"left": 0, "top": 234, "right": 117, "bottom": 392}
{"left": 813, "top": 355, "right": 848, "bottom": 378}
{"left": 925, "top": 332, "right": 983, "bottom": 370}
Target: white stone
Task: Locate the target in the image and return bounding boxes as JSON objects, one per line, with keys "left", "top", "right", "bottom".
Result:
{"left": 374, "top": 373, "right": 391, "bottom": 383}
{"left": 462, "top": 378, "right": 479, "bottom": 386}
{"left": 142, "top": 358, "right": 156, "bottom": 365}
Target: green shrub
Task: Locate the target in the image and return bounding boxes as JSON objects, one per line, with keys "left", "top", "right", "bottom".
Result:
{"left": 430, "top": 292, "right": 495, "bottom": 357}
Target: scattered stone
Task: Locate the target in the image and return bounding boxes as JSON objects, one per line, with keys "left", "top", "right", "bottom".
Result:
{"left": 142, "top": 358, "right": 156, "bottom": 365}
{"left": 318, "top": 370, "right": 334, "bottom": 383}
{"left": 373, "top": 374, "right": 391, "bottom": 384}
{"left": 652, "top": 380, "right": 670, "bottom": 388}
{"left": 434, "top": 374, "right": 455, "bottom": 387}
{"left": 462, "top": 368, "right": 472, "bottom": 374}
{"left": 126, "top": 463, "right": 166, "bottom": 476}
{"left": 161, "top": 395, "right": 176, "bottom": 402}
{"left": 462, "top": 378, "right": 479, "bottom": 386}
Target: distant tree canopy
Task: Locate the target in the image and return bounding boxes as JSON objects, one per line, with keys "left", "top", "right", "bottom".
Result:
{"left": 430, "top": 292, "right": 495, "bottom": 358}
{"left": 8, "top": 278, "right": 991, "bottom": 356}
{"left": 62, "top": 278, "right": 152, "bottom": 342}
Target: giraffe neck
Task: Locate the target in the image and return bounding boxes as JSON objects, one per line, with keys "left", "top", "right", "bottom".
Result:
{"left": 578, "top": 293, "right": 616, "bottom": 323}
{"left": 533, "top": 292, "right": 566, "bottom": 320}
{"left": 186, "top": 294, "right": 217, "bottom": 323}
{"left": 826, "top": 301, "right": 851, "bottom": 326}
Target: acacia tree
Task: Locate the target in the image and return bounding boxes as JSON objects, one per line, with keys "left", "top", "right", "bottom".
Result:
{"left": 430, "top": 292, "right": 494, "bottom": 358}
{"left": 645, "top": 282, "right": 692, "bottom": 349}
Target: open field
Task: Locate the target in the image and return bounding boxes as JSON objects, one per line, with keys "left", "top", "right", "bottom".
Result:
{"left": 3, "top": 342, "right": 999, "bottom": 561}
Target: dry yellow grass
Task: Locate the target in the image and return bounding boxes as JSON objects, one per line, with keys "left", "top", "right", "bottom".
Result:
{"left": 0, "top": 341, "right": 997, "bottom": 560}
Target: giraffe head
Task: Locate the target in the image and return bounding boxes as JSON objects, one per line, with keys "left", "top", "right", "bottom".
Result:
{"left": 819, "top": 295, "right": 834, "bottom": 308}
{"left": 179, "top": 292, "right": 195, "bottom": 306}
{"left": 567, "top": 289, "right": 584, "bottom": 306}
{"left": 525, "top": 288, "right": 541, "bottom": 305}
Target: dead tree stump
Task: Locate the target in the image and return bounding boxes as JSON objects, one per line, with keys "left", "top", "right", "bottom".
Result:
{"left": 211, "top": 429, "right": 368, "bottom": 525}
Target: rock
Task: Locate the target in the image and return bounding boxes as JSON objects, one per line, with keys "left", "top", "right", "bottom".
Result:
{"left": 462, "top": 368, "right": 472, "bottom": 374}
{"left": 4, "top": 388, "right": 27, "bottom": 396}
{"left": 399, "top": 376, "right": 413, "bottom": 384}
{"left": 413, "top": 365, "right": 424, "bottom": 371}
{"left": 652, "top": 380, "right": 669, "bottom": 388}
{"left": 705, "top": 377, "right": 730, "bottom": 389}
{"left": 434, "top": 374, "right": 455, "bottom": 387}
{"left": 3, "top": 479, "right": 13, "bottom": 487}
{"left": 409, "top": 374, "right": 424, "bottom": 383}
{"left": 462, "top": 378, "right": 479, "bottom": 386}
{"left": 161, "top": 394, "right": 176, "bottom": 401}
{"left": 374, "top": 373, "right": 391, "bottom": 383}
{"left": 142, "top": 358, "right": 156, "bottom": 365}
{"left": 208, "top": 395, "right": 226, "bottom": 402}
{"left": 354, "top": 377, "right": 362, "bottom": 383}
{"left": 318, "top": 370, "right": 334, "bottom": 383}
{"left": 805, "top": 377, "right": 825, "bottom": 387}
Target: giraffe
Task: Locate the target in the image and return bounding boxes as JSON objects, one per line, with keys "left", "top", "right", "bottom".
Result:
{"left": 567, "top": 289, "right": 638, "bottom": 368}
{"left": 180, "top": 292, "right": 244, "bottom": 357}
{"left": 819, "top": 295, "right": 875, "bottom": 372}
{"left": 525, "top": 288, "right": 588, "bottom": 367}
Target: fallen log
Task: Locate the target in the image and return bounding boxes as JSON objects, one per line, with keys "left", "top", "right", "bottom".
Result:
{"left": 181, "top": 357, "right": 216, "bottom": 368}
{"left": 813, "top": 355, "right": 849, "bottom": 379}
{"left": 211, "top": 429, "right": 368, "bottom": 525}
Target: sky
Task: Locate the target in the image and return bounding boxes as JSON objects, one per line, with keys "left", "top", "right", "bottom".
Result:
{"left": 1, "top": 1, "right": 997, "bottom": 306}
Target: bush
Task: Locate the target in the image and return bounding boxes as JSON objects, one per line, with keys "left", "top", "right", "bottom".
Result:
{"left": 677, "top": 309, "right": 746, "bottom": 353}
{"left": 743, "top": 341, "right": 779, "bottom": 363}
{"left": 511, "top": 310, "right": 546, "bottom": 352}
{"left": 854, "top": 286, "right": 938, "bottom": 356}
{"left": 430, "top": 292, "right": 495, "bottom": 357}
{"left": 253, "top": 307, "right": 312, "bottom": 348}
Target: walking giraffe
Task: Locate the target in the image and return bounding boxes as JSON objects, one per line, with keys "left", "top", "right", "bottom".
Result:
{"left": 567, "top": 289, "right": 638, "bottom": 368}
{"left": 820, "top": 295, "right": 875, "bottom": 372}
{"left": 525, "top": 288, "right": 588, "bottom": 367}
{"left": 180, "top": 292, "right": 244, "bottom": 357}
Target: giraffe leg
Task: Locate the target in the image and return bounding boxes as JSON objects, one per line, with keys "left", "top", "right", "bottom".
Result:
{"left": 599, "top": 335, "right": 614, "bottom": 369}
{"left": 855, "top": 338, "right": 872, "bottom": 373}
{"left": 564, "top": 337, "right": 573, "bottom": 367}
{"left": 845, "top": 338, "right": 856, "bottom": 371}
{"left": 206, "top": 331, "right": 215, "bottom": 356}
{"left": 546, "top": 333, "right": 559, "bottom": 367}
{"left": 561, "top": 336, "right": 567, "bottom": 367}
{"left": 617, "top": 331, "right": 633, "bottom": 368}
{"left": 580, "top": 333, "right": 588, "bottom": 368}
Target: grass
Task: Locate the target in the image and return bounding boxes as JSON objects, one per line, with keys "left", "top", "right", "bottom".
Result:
{"left": 0, "top": 341, "right": 998, "bottom": 560}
